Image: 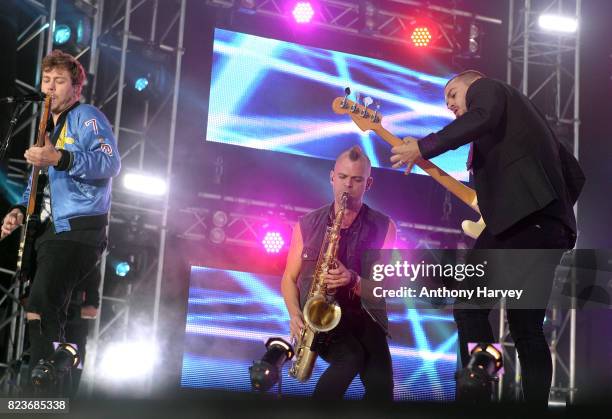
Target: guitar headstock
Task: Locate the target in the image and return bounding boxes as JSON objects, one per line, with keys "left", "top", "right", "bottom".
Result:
{"left": 332, "top": 94, "right": 383, "bottom": 133}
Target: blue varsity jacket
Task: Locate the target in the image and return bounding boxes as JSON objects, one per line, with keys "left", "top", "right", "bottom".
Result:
{"left": 17, "top": 103, "right": 121, "bottom": 233}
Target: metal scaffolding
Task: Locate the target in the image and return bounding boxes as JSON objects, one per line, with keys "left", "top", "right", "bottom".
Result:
{"left": 207, "top": 0, "right": 502, "bottom": 54}
{"left": 80, "top": 0, "right": 186, "bottom": 395}
{"left": 501, "top": 0, "right": 581, "bottom": 404}
{"left": 181, "top": 192, "right": 466, "bottom": 249}
{"left": 0, "top": 0, "right": 101, "bottom": 393}
{"left": 0, "top": 0, "right": 185, "bottom": 396}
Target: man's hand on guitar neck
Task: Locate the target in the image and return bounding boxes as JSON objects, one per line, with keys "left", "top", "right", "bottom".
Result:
{"left": 390, "top": 136, "right": 421, "bottom": 175}
{"left": 1, "top": 208, "right": 24, "bottom": 239}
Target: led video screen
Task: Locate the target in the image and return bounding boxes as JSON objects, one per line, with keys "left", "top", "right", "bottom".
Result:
{"left": 181, "top": 266, "right": 458, "bottom": 400}
{"left": 206, "top": 28, "right": 469, "bottom": 181}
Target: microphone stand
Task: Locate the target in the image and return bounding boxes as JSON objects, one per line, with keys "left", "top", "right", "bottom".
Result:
{"left": 0, "top": 102, "right": 34, "bottom": 395}
{"left": 0, "top": 101, "right": 29, "bottom": 162}
{"left": 0, "top": 101, "right": 30, "bottom": 248}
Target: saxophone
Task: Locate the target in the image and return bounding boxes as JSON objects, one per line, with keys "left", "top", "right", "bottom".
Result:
{"left": 289, "top": 192, "right": 348, "bottom": 382}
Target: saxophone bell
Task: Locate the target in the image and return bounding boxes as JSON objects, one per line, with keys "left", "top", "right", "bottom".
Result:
{"left": 302, "top": 294, "right": 341, "bottom": 333}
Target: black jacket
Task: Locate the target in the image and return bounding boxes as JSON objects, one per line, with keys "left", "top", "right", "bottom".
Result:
{"left": 418, "top": 78, "right": 585, "bottom": 236}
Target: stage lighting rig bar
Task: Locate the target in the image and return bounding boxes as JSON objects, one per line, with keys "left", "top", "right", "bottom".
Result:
{"left": 214, "top": 0, "right": 502, "bottom": 54}
{"left": 181, "top": 193, "right": 467, "bottom": 248}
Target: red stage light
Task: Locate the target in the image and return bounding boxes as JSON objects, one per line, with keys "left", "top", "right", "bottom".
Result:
{"left": 410, "top": 26, "right": 433, "bottom": 47}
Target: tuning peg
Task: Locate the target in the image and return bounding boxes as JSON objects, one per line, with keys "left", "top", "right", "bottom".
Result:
{"left": 361, "top": 96, "right": 373, "bottom": 118}
{"left": 351, "top": 92, "right": 361, "bottom": 113}
{"left": 371, "top": 101, "right": 381, "bottom": 122}
{"left": 341, "top": 87, "right": 351, "bottom": 108}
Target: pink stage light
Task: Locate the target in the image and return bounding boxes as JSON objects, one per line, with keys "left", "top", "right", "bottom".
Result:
{"left": 292, "top": 2, "right": 315, "bottom": 24}
{"left": 262, "top": 231, "right": 285, "bottom": 253}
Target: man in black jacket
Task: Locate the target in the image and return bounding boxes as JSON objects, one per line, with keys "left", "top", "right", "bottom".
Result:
{"left": 390, "top": 70, "right": 585, "bottom": 405}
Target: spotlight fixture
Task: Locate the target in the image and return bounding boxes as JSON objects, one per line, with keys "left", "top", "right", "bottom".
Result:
{"left": 468, "top": 22, "right": 481, "bottom": 55}
{"left": 212, "top": 210, "right": 229, "bottom": 228}
{"left": 249, "top": 337, "right": 294, "bottom": 392}
{"left": 455, "top": 343, "right": 503, "bottom": 402}
{"left": 538, "top": 14, "right": 578, "bottom": 33}
{"left": 291, "top": 2, "right": 315, "bottom": 24}
{"left": 123, "top": 173, "right": 168, "bottom": 196}
{"left": 128, "top": 43, "right": 169, "bottom": 98}
{"left": 411, "top": 26, "right": 432, "bottom": 47}
{"left": 115, "top": 261, "right": 131, "bottom": 277}
{"left": 98, "top": 340, "right": 159, "bottom": 384}
{"left": 51, "top": 1, "right": 95, "bottom": 54}
{"left": 31, "top": 343, "right": 80, "bottom": 392}
{"left": 360, "top": 1, "right": 377, "bottom": 34}
{"left": 134, "top": 76, "right": 150, "bottom": 92}
{"left": 53, "top": 24, "right": 72, "bottom": 45}
{"left": 262, "top": 231, "right": 285, "bottom": 253}
{"left": 209, "top": 227, "right": 226, "bottom": 245}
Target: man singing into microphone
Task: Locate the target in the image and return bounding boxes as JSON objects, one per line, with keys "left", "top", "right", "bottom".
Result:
{"left": 1, "top": 50, "right": 120, "bottom": 391}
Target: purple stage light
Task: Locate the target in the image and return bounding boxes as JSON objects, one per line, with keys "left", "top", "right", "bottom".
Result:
{"left": 292, "top": 2, "right": 315, "bottom": 24}
{"left": 262, "top": 231, "right": 285, "bottom": 253}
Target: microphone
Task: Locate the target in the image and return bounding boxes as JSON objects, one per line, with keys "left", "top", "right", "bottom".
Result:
{"left": 0, "top": 93, "right": 46, "bottom": 104}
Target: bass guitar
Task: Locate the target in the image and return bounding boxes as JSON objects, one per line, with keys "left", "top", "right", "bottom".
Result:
{"left": 15, "top": 94, "right": 52, "bottom": 281}
{"left": 332, "top": 94, "right": 485, "bottom": 239}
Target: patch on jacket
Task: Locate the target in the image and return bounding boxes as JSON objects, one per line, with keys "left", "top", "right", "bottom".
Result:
{"left": 100, "top": 143, "right": 113, "bottom": 156}
{"left": 55, "top": 124, "right": 75, "bottom": 149}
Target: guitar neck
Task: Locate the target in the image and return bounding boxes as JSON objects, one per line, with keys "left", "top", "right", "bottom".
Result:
{"left": 375, "top": 126, "right": 478, "bottom": 211}
{"left": 26, "top": 168, "right": 41, "bottom": 216}
{"left": 27, "top": 95, "right": 51, "bottom": 217}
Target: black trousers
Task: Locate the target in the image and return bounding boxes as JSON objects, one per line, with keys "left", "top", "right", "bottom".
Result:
{"left": 314, "top": 307, "right": 393, "bottom": 401}
{"left": 453, "top": 214, "right": 573, "bottom": 405}
{"left": 25, "top": 240, "right": 100, "bottom": 370}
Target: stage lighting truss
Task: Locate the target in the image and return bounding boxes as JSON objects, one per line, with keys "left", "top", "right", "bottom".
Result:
{"left": 178, "top": 193, "right": 466, "bottom": 250}
{"left": 178, "top": 207, "right": 297, "bottom": 249}
{"left": 237, "top": 0, "right": 257, "bottom": 15}
{"left": 505, "top": 2, "right": 581, "bottom": 402}
{"left": 206, "top": 0, "right": 235, "bottom": 7}
{"left": 214, "top": 0, "right": 502, "bottom": 54}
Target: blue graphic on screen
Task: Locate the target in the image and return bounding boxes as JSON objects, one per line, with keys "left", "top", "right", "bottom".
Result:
{"left": 181, "top": 266, "right": 458, "bottom": 401}
{"left": 206, "top": 28, "right": 469, "bottom": 181}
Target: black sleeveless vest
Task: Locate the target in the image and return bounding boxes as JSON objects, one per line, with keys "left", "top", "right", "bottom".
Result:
{"left": 297, "top": 203, "right": 391, "bottom": 334}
